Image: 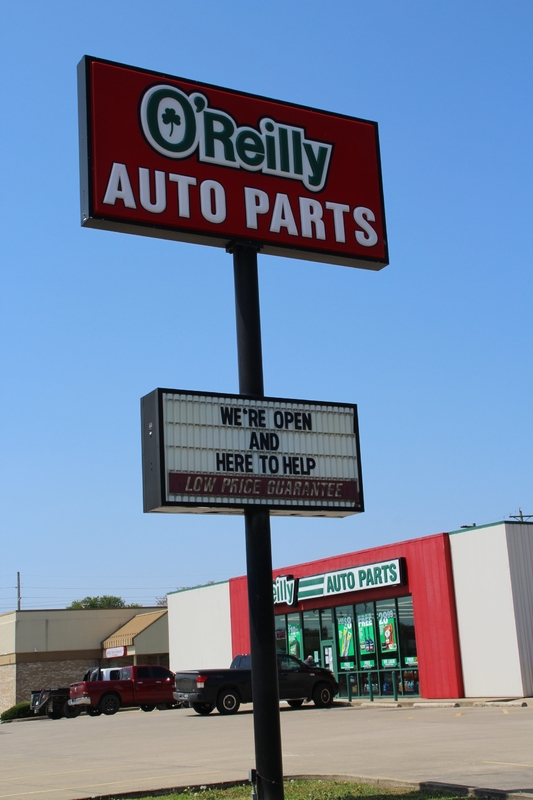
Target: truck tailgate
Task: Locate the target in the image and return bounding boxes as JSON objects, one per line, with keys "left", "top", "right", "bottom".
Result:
{"left": 174, "top": 672, "right": 202, "bottom": 692}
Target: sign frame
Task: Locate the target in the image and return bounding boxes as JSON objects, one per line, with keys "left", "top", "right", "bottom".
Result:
{"left": 141, "top": 387, "right": 364, "bottom": 517}
{"left": 78, "top": 55, "right": 388, "bottom": 271}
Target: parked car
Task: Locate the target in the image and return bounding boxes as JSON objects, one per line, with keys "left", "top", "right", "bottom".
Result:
{"left": 174, "top": 653, "right": 339, "bottom": 715}
{"left": 69, "top": 665, "right": 177, "bottom": 716}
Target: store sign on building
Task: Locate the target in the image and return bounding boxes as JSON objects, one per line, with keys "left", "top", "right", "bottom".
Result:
{"left": 105, "top": 646, "right": 126, "bottom": 658}
{"left": 141, "top": 389, "right": 363, "bottom": 517}
{"left": 273, "top": 575, "right": 298, "bottom": 607}
{"left": 273, "top": 558, "right": 404, "bottom": 605}
{"left": 78, "top": 56, "right": 388, "bottom": 270}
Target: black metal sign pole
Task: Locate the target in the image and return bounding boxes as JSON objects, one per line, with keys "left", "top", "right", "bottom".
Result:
{"left": 230, "top": 243, "right": 284, "bottom": 800}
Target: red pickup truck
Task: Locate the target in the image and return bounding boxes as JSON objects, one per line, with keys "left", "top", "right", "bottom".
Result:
{"left": 69, "top": 665, "right": 176, "bottom": 715}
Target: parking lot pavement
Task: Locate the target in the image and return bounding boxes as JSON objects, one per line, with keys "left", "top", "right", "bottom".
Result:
{"left": 0, "top": 703, "right": 531, "bottom": 800}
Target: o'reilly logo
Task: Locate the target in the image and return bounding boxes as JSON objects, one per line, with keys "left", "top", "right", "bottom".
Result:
{"left": 140, "top": 84, "right": 333, "bottom": 193}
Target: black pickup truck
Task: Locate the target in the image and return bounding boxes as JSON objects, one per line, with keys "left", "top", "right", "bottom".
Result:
{"left": 173, "top": 653, "right": 338, "bottom": 715}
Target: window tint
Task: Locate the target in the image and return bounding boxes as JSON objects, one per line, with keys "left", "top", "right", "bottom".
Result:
{"left": 151, "top": 667, "right": 170, "bottom": 679}
{"left": 136, "top": 667, "right": 151, "bottom": 679}
{"left": 231, "top": 655, "right": 250, "bottom": 669}
{"left": 278, "top": 654, "right": 301, "bottom": 671}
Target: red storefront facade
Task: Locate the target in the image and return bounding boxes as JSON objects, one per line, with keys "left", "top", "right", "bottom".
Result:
{"left": 229, "top": 533, "right": 464, "bottom": 699}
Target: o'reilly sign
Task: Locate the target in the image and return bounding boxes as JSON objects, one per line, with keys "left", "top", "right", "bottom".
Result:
{"left": 140, "top": 84, "right": 332, "bottom": 192}
{"left": 274, "top": 558, "right": 404, "bottom": 606}
{"left": 78, "top": 56, "right": 388, "bottom": 270}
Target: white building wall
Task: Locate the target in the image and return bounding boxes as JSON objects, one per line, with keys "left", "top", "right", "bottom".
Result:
{"left": 450, "top": 522, "right": 523, "bottom": 697}
{"left": 168, "top": 582, "right": 232, "bottom": 672}
{"left": 506, "top": 523, "right": 533, "bottom": 696}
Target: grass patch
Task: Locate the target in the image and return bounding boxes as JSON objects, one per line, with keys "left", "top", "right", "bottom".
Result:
{"left": 113, "top": 780, "right": 466, "bottom": 800}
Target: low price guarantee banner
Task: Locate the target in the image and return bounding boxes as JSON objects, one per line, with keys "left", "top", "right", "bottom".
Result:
{"left": 141, "top": 389, "right": 364, "bottom": 517}
{"left": 79, "top": 57, "right": 388, "bottom": 270}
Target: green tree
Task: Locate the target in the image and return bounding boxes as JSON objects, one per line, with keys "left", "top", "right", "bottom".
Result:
{"left": 67, "top": 595, "right": 140, "bottom": 609}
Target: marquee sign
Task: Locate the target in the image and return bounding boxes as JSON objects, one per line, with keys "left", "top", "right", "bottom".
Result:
{"left": 141, "top": 389, "right": 363, "bottom": 516}
{"left": 78, "top": 56, "right": 388, "bottom": 270}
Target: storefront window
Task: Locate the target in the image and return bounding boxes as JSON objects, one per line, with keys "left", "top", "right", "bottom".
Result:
{"left": 275, "top": 614, "right": 287, "bottom": 654}
{"left": 275, "top": 594, "right": 419, "bottom": 697}
{"left": 320, "top": 608, "right": 334, "bottom": 640}
{"left": 335, "top": 605, "right": 355, "bottom": 670}
{"left": 376, "top": 598, "right": 399, "bottom": 670}
{"left": 302, "top": 610, "right": 320, "bottom": 664}
{"left": 380, "top": 670, "right": 401, "bottom": 696}
{"left": 287, "top": 612, "right": 303, "bottom": 660}
{"left": 360, "top": 670, "right": 379, "bottom": 696}
{"left": 397, "top": 595, "right": 418, "bottom": 669}
{"left": 402, "top": 670, "right": 419, "bottom": 694}
{"left": 356, "top": 602, "right": 377, "bottom": 670}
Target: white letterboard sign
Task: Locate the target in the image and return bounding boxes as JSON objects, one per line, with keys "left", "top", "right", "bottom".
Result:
{"left": 141, "top": 389, "right": 363, "bottom": 517}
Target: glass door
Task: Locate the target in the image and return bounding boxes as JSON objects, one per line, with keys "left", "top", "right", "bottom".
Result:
{"left": 321, "top": 641, "right": 336, "bottom": 673}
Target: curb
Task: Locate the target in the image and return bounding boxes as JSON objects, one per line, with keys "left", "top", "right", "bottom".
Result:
{"left": 348, "top": 698, "right": 530, "bottom": 709}
{"left": 360, "top": 701, "right": 402, "bottom": 708}
{"left": 413, "top": 702, "right": 460, "bottom": 708}
{"left": 480, "top": 701, "right": 528, "bottom": 707}
{"left": 75, "top": 773, "right": 533, "bottom": 800}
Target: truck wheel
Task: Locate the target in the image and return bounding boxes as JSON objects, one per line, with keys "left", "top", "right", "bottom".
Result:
{"left": 216, "top": 689, "right": 240, "bottom": 715}
{"left": 86, "top": 706, "right": 102, "bottom": 716}
{"left": 287, "top": 699, "right": 304, "bottom": 708}
{"left": 62, "top": 701, "right": 81, "bottom": 719}
{"left": 46, "top": 703, "right": 62, "bottom": 720}
{"left": 192, "top": 702, "right": 214, "bottom": 715}
{"left": 98, "top": 693, "right": 120, "bottom": 715}
{"left": 312, "top": 682, "right": 334, "bottom": 708}
{"left": 140, "top": 704, "right": 155, "bottom": 712}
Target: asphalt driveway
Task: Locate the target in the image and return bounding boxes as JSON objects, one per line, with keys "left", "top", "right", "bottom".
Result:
{"left": 0, "top": 702, "right": 531, "bottom": 799}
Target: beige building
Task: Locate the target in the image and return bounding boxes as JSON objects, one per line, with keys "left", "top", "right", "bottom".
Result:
{"left": 0, "top": 607, "right": 168, "bottom": 713}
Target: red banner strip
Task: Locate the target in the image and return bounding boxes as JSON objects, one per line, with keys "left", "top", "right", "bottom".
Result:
{"left": 168, "top": 472, "right": 359, "bottom": 504}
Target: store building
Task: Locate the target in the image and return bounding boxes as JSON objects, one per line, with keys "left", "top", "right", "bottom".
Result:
{"left": 168, "top": 521, "right": 532, "bottom": 699}
{"left": 0, "top": 607, "right": 168, "bottom": 713}
{"left": 102, "top": 609, "right": 169, "bottom": 667}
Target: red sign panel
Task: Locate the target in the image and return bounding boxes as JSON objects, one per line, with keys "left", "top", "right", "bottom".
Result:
{"left": 78, "top": 56, "right": 388, "bottom": 270}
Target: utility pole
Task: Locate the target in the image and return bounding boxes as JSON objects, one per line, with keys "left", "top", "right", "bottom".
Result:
{"left": 17, "top": 572, "right": 21, "bottom": 611}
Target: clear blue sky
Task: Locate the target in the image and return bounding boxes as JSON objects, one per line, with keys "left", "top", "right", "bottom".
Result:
{"left": 1, "top": 1, "right": 531, "bottom": 611}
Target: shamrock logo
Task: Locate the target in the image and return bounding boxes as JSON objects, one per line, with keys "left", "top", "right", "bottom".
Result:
{"left": 161, "top": 107, "right": 181, "bottom": 136}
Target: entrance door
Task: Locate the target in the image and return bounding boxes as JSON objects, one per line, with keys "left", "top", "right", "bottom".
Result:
{"left": 321, "top": 641, "right": 337, "bottom": 674}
